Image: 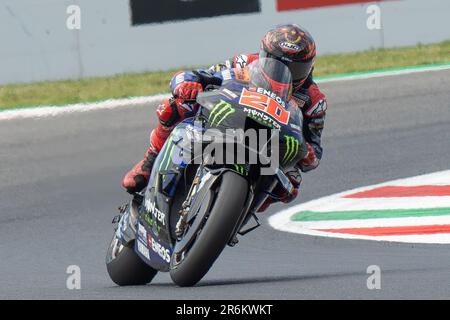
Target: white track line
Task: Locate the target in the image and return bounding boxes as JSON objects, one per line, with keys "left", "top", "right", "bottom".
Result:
{"left": 1, "top": 64, "right": 449, "bottom": 121}
{"left": 271, "top": 227, "right": 450, "bottom": 244}
{"left": 316, "top": 63, "right": 450, "bottom": 83}
{"left": 0, "top": 94, "right": 170, "bottom": 121}
{"left": 296, "top": 197, "right": 450, "bottom": 212}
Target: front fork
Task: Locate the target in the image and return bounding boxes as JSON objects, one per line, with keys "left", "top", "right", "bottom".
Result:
{"left": 227, "top": 174, "right": 279, "bottom": 246}
{"left": 175, "top": 173, "right": 201, "bottom": 238}
{"left": 227, "top": 168, "right": 295, "bottom": 246}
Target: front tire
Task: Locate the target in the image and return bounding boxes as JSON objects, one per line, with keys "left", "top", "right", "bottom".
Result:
{"left": 170, "top": 171, "right": 248, "bottom": 287}
{"left": 106, "top": 236, "right": 158, "bottom": 286}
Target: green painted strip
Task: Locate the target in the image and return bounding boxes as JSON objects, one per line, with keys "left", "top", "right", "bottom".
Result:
{"left": 291, "top": 207, "right": 450, "bottom": 222}
{"left": 164, "top": 142, "right": 176, "bottom": 171}
{"left": 315, "top": 62, "right": 450, "bottom": 83}
{"left": 159, "top": 135, "right": 173, "bottom": 171}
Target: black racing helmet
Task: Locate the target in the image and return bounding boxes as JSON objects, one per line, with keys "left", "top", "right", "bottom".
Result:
{"left": 260, "top": 24, "right": 316, "bottom": 88}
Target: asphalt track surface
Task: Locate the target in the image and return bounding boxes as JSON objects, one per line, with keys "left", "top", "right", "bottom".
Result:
{"left": 0, "top": 70, "right": 449, "bottom": 299}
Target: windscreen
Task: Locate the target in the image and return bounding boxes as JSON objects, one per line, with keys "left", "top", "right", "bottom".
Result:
{"left": 247, "top": 57, "right": 293, "bottom": 102}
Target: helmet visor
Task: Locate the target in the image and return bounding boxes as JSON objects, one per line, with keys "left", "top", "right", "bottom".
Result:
{"left": 288, "top": 59, "right": 314, "bottom": 82}
{"left": 260, "top": 50, "right": 313, "bottom": 82}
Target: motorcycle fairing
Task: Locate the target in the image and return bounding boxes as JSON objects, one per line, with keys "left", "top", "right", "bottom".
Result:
{"left": 135, "top": 118, "right": 207, "bottom": 271}
{"left": 134, "top": 220, "right": 172, "bottom": 272}
{"left": 199, "top": 81, "right": 307, "bottom": 170}
{"left": 133, "top": 78, "right": 307, "bottom": 271}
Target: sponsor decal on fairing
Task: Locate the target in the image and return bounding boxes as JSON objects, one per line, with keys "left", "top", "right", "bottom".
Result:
{"left": 239, "top": 88, "right": 290, "bottom": 125}
{"left": 147, "top": 234, "right": 171, "bottom": 263}
{"left": 137, "top": 240, "right": 150, "bottom": 260}
{"left": 144, "top": 199, "right": 166, "bottom": 226}
{"left": 221, "top": 69, "right": 232, "bottom": 81}
{"left": 138, "top": 222, "right": 147, "bottom": 240}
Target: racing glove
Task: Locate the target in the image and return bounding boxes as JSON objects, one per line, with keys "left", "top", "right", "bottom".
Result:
{"left": 280, "top": 167, "right": 302, "bottom": 203}
{"left": 171, "top": 72, "right": 203, "bottom": 101}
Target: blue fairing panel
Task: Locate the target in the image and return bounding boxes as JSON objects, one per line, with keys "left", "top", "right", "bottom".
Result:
{"left": 135, "top": 117, "right": 205, "bottom": 271}
{"left": 147, "top": 117, "right": 203, "bottom": 197}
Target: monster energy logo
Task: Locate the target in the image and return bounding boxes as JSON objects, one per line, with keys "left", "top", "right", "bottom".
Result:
{"left": 144, "top": 214, "right": 161, "bottom": 233}
{"left": 283, "top": 135, "right": 299, "bottom": 165}
{"left": 233, "top": 164, "right": 247, "bottom": 175}
{"left": 208, "top": 100, "right": 235, "bottom": 127}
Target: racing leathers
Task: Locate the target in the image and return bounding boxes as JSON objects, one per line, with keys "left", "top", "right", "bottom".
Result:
{"left": 122, "top": 53, "right": 327, "bottom": 211}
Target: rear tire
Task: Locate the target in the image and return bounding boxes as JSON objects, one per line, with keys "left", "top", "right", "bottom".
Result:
{"left": 170, "top": 171, "right": 248, "bottom": 287}
{"left": 106, "top": 236, "right": 158, "bottom": 286}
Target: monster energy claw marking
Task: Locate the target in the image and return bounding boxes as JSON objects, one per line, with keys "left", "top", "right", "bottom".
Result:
{"left": 209, "top": 100, "right": 235, "bottom": 127}
{"left": 283, "top": 135, "right": 299, "bottom": 164}
{"left": 233, "top": 164, "right": 246, "bottom": 175}
{"left": 159, "top": 136, "right": 174, "bottom": 171}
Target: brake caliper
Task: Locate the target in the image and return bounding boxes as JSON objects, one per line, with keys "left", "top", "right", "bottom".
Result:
{"left": 175, "top": 175, "right": 200, "bottom": 238}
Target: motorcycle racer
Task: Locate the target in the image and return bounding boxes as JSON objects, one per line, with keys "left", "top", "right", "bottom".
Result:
{"left": 122, "top": 24, "right": 327, "bottom": 212}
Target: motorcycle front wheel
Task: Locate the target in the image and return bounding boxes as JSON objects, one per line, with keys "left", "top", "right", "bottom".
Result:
{"left": 169, "top": 171, "right": 248, "bottom": 287}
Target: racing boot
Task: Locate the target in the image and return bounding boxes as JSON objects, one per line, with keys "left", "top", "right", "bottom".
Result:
{"left": 122, "top": 146, "right": 158, "bottom": 194}
{"left": 122, "top": 98, "right": 187, "bottom": 193}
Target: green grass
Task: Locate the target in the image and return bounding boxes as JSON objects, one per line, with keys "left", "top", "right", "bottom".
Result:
{"left": 314, "top": 40, "right": 450, "bottom": 76}
{"left": 1, "top": 41, "right": 449, "bottom": 110}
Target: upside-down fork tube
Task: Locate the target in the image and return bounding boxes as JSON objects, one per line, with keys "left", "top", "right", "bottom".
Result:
{"left": 171, "top": 167, "right": 225, "bottom": 256}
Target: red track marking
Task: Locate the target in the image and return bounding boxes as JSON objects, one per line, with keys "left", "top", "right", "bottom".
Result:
{"left": 344, "top": 185, "right": 450, "bottom": 198}
{"left": 276, "top": 0, "right": 383, "bottom": 11}
{"left": 318, "top": 224, "right": 450, "bottom": 236}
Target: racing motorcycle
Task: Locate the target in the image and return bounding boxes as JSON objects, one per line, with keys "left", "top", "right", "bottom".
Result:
{"left": 106, "top": 58, "right": 307, "bottom": 287}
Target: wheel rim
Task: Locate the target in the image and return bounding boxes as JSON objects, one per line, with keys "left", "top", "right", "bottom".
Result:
{"left": 106, "top": 236, "right": 125, "bottom": 264}
{"left": 171, "top": 189, "right": 216, "bottom": 268}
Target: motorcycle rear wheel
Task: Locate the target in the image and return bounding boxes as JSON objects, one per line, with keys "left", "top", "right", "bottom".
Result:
{"left": 106, "top": 236, "right": 158, "bottom": 286}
